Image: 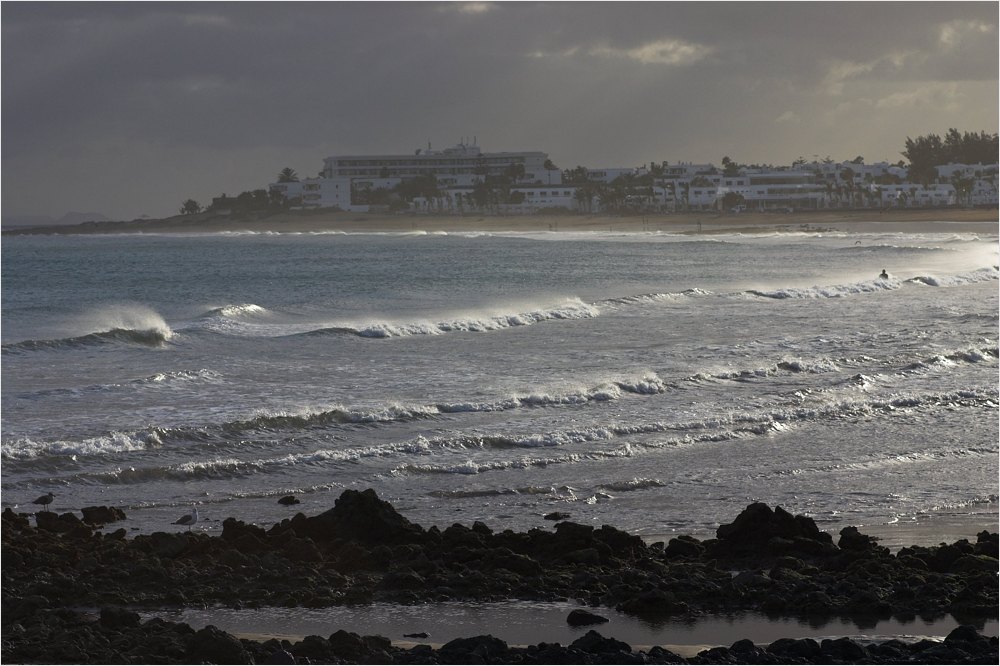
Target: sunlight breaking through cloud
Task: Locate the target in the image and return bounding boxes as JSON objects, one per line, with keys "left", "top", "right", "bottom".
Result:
{"left": 939, "top": 19, "right": 994, "bottom": 48}
{"left": 590, "top": 39, "right": 713, "bottom": 66}
{"left": 821, "top": 52, "right": 914, "bottom": 95}
{"left": 444, "top": 2, "right": 497, "bottom": 15}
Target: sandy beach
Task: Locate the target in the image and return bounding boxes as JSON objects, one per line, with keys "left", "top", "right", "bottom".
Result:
{"left": 4, "top": 207, "right": 997, "bottom": 236}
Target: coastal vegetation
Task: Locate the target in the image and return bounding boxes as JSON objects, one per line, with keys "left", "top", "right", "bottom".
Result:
{"left": 903, "top": 129, "right": 998, "bottom": 184}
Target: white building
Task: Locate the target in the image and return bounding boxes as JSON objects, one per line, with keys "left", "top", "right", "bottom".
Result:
{"left": 660, "top": 163, "right": 717, "bottom": 180}
{"left": 584, "top": 167, "right": 640, "bottom": 183}
{"left": 322, "top": 141, "right": 560, "bottom": 187}
{"left": 877, "top": 184, "right": 956, "bottom": 207}
{"left": 935, "top": 162, "right": 996, "bottom": 179}
{"left": 686, "top": 170, "right": 824, "bottom": 210}
{"left": 268, "top": 177, "right": 355, "bottom": 210}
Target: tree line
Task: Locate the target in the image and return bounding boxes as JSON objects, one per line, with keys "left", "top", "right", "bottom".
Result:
{"left": 902, "top": 129, "right": 998, "bottom": 184}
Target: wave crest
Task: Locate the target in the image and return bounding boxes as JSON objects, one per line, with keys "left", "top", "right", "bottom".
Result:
{"left": 205, "top": 304, "right": 269, "bottom": 318}
{"left": 3, "top": 305, "right": 173, "bottom": 353}
{"left": 309, "top": 298, "right": 600, "bottom": 339}
{"left": 3, "top": 327, "right": 173, "bottom": 353}
{"left": 906, "top": 267, "right": 999, "bottom": 287}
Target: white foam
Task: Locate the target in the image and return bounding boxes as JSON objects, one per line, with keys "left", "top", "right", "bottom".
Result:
{"left": 907, "top": 266, "right": 999, "bottom": 287}
{"left": 74, "top": 304, "right": 174, "bottom": 340}
{"left": 2, "top": 430, "right": 162, "bottom": 460}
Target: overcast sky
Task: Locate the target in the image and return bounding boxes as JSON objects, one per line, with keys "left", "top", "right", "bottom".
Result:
{"left": 3, "top": 1, "right": 997, "bottom": 221}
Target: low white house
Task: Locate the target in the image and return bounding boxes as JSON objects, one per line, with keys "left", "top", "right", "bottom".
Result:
{"left": 935, "top": 162, "right": 998, "bottom": 181}
{"left": 878, "top": 184, "right": 955, "bottom": 207}
{"left": 269, "top": 177, "right": 356, "bottom": 210}
{"left": 585, "top": 168, "right": 639, "bottom": 184}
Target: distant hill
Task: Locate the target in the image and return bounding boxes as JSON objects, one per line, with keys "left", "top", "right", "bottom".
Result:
{"left": 2, "top": 211, "right": 111, "bottom": 228}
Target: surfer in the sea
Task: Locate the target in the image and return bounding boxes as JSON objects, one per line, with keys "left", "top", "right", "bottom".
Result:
{"left": 879, "top": 269, "right": 889, "bottom": 279}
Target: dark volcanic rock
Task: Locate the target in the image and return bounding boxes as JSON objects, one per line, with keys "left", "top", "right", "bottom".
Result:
{"left": 709, "top": 503, "right": 838, "bottom": 561}
{"left": 2, "top": 489, "right": 998, "bottom": 665}
{"left": 188, "top": 625, "right": 252, "bottom": 664}
{"left": 567, "top": 608, "right": 610, "bottom": 626}
{"left": 440, "top": 634, "right": 510, "bottom": 661}
{"left": 81, "top": 505, "right": 127, "bottom": 525}
{"left": 570, "top": 629, "right": 633, "bottom": 655}
{"left": 35, "top": 511, "right": 88, "bottom": 534}
{"left": 664, "top": 535, "right": 705, "bottom": 559}
{"left": 821, "top": 636, "right": 869, "bottom": 661}
{"left": 100, "top": 606, "right": 140, "bottom": 629}
{"left": 838, "top": 525, "right": 888, "bottom": 555}
{"left": 767, "top": 636, "right": 824, "bottom": 660}
{"left": 617, "top": 588, "right": 688, "bottom": 619}
{"left": 288, "top": 488, "right": 426, "bottom": 545}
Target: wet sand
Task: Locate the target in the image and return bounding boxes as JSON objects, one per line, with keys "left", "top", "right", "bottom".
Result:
{"left": 4, "top": 207, "right": 997, "bottom": 236}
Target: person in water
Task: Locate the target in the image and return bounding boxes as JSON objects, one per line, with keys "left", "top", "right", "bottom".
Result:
{"left": 879, "top": 269, "right": 889, "bottom": 279}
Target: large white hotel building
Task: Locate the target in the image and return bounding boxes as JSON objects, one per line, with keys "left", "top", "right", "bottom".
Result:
{"left": 271, "top": 141, "right": 564, "bottom": 212}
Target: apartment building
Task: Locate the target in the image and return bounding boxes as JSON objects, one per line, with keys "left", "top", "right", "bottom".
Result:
{"left": 269, "top": 177, "right": 354, "bottom": 210}
{"left": 321, "top": 141, "right": 560, "bottom": 187}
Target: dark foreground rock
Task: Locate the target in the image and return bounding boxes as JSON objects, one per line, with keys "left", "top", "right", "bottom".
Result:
{"left": 2, "top": 609, "right": 996, "bottom": 665}
{"left": 2, "top": 490, "right": 997, "bottom": 664}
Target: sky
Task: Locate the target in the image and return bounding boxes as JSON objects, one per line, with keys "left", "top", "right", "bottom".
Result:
{"left": 2, "top": 1, "right": 997, "bottom": 221}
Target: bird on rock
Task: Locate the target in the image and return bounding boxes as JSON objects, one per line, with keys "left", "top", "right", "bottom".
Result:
{"left": 277, "top": 495, "right": 301, "bottom": 506}
{"left": 32, "top": 492, "right": 55, "bottom": 513}
{"left": 173, "top": 507, "right": 198, "bottom": 531}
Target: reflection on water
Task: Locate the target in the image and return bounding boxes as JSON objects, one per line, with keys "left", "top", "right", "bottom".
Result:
{"left": 146, "top": 601, "right": 997, "bottom": 647}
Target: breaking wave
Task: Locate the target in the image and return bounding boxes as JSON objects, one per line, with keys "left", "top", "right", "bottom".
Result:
{"left": 903, "top": 346, "right": 999, "bottom": 373}
{"left": 597, "top": 288, "right": 713, "bottom": 309}
{"left": 2, "top": 306, "right": 174, "bottom": 353}
{"left": 747, "top": 280, "right": 898, "bottom": 299}
{"left": 204, "top": 304, "right": 270, "bottom": 318}
{"left": 306, "top": 299, "right": 600, "bottom": 338}
{"left": 598, "top": 478, "right": 667, "bottom": 492}
{"left": 15, "top": 368, "right": 221, "bottom": 399}
{"left": 427, "top": 485, "right": 558, "bottom": 499}
{"left": 2, "top": 327, "right": 173, "bottom": 353}
{"left": 2, "top": 430, "right": 164, "bottom": 461}
{"left": 689, "top": 356, "right": 842, "bottom": 382}
{"left": 906, "top": 266, "right": 999, "bottom": 287}
{"left": 2, "top": 372, "right": 668, "bottom": 461}
{"left": 17, "top": 384, "right": 995, "bottom": 484}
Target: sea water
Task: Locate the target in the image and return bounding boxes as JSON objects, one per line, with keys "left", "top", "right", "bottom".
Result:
{"left": 2, "top": 227, "right": 998, "bottom": 545}
{"left": 146, "top": 602, "right": 999, "bottom": 649}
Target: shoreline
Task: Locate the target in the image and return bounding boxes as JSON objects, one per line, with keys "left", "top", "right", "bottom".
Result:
{"left": 3, "top": 207, "right": 997, "bottom": 237}
{"left": 4, "top": 489, "right": 997, "bottom": 664}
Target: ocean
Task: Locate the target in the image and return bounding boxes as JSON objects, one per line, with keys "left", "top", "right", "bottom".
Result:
{"left": 2, "top": 227, "right": 998, "bottom": 546}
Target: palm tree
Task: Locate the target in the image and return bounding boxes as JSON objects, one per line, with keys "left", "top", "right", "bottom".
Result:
{"left": 951, "top": 174, "right": 975, "bottom": 207}
{"left": 277, "top": 167, "right": 299, "bottom": 183}
{"left": 543, "top": 159, "right": 558, "bottom": 185}
{"left": 505, "top": 162, "right": 526, "bottom": 183}
{"left": 180, "top": 199, "right": 201, "bottom": 215}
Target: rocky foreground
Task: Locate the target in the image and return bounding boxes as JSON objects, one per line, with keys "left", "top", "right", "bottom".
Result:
{"left": 3, "top": 489, "right": 997, "bottom": 664}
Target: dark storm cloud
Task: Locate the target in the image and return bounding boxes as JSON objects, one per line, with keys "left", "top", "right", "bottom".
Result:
{"left": 2, "top": 2, "right": 996, "bottom": 220}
